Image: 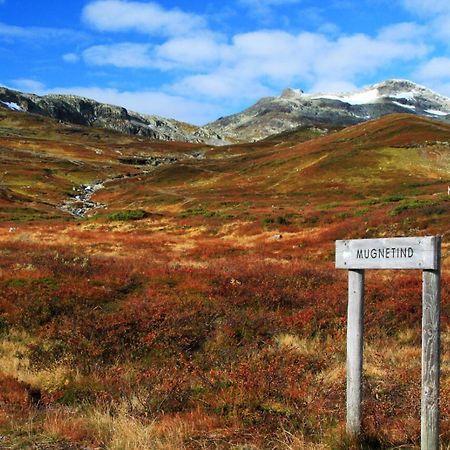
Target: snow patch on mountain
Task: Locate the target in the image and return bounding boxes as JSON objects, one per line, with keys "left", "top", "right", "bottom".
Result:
{"left": 313, "top": 88, "right": 380, "bottom": 105}
{"left": 425, "top": 109, "right": 448, "bottom": 116}
{"left": 205, "top": 79, "right": 450, "bottom": 143}
{"left": 392, "top": 101, "right": 416, "bottom": 110}
{"left": 1, "top": 101, "right": 22, "bottom": 111}
{"left": 389, "top": 92, "right": 416, "bottom": 101}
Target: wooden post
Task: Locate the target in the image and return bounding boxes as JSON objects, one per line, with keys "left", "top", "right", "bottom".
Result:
{"left": 421, "top": 236, "right": 441, "bottom": 450}
{"left": 347, "top": 269, "right": 365, "bottom": 435}
{"left": 337, "top": 236, "right": 442, "bottom": 443}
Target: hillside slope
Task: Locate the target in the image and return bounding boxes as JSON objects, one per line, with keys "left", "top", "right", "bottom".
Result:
{"left": 0, "top": 108, "right": 207, "bottom": 221}
{"left": 78, "top": 113, "right": 450, "bottom": 242}
{"left": 1, "top": 109, "right": 449, "bottom": 238}
{"left": 113, "top": 114, "right": 450, "bottom": 199}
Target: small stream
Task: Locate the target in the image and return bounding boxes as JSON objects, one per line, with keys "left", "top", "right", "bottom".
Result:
{"left": 60, "top": 181, "right": 107, "bottom": 217}
{"left": 59, "top": 155, "right": 184, "bottom": 217}
{"left": 60, "top": 171, "right": 148, "bottom": 217}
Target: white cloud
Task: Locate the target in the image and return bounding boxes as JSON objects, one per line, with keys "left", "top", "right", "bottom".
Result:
{"left": 377, "top": 21, "right": 426, "bottom": 41}
{"left": 167, "top": 25, "right": 429, "bottom": 100}
{"left": 82, "top": 0, "right": 206, "bottom": 37}
{"left": 432, "top": 14, "right": 450, "bottom": 41}
{"left": 429, "top": 82, "right": 450, "bottom": 97}
{"left": 172, "top": 69, "right": 273, "bottom": 100}
{"left": 0, "top": 22, "right": 32, "bottom": 39}
{"left": 414, "top": 57, "right": 450, "bottom": 97}
{"left": 63, "top": 53, "right": 80, "bottom": 63}
{"left": 400, "top": 0, "right": 450, "bottom": 43}
{"left": 239, "top": 0, "right": 302, "bottom": 5}
{"left": 82, "top": 43, "right": 153, "bottom": 68}
{"left": 317, "top": 22, "right": 340, "bottom": 36}
{"left": 415, "top": 57, "right": 450, "bottom": 80}
{"left": 312, "top": 26, "right": 428, "bottom": 85}
{"left": 80, "top": 35, "right": 229, "bottom": 71}
{"left": 155, "top": 35, "right": 228, "bottom": 69}
{"left": 309, "top": 79, "right": 356, "bottom": 94}
{"left": 0, "top": 22, "right": 85, "bottom": 42}
{"left": 401, "top": 0, "right": 450, "bottom": 15}
{"left": 45, "top": 86, "right": 219, "bottom": 124}
{"left": 11, "top": 79, "right": 46, "bottom": 94}
{"left": 237, "top": 0, "right": 303, "bottom": 18}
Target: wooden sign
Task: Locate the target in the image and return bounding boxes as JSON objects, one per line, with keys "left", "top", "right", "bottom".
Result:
{"left": 336, "top": 236, "right": 442, "bottom": 450}
{"left": 336, "top": 236, "right": 439, "bottom": 270}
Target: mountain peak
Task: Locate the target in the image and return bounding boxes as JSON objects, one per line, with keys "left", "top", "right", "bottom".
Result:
{"left": 280, "top": 88, "right": 304, "bottom": 99}
{"left": 206, "top": 79, "right": 450, "bottom": 142}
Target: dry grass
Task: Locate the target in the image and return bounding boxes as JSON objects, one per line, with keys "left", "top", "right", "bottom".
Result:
{"left": 0, "top": 112, "right": 449, "bottom": 448}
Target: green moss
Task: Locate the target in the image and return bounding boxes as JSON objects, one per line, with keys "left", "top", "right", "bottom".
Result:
{"left": 107, "top": 209, "right": 150, "bottom": 221}
{"left": 359, "top": 198, "right": 379, "bottom": 206}
{"left": 37, "top": 277, "right": 59, "bottom": 289}
{"left": 180, "top": 207, "right": 216, "bottom": 218}
{"left": 382, "top": 194, "right": 404, "bottom": 203}
{"left": 336, "top": 212, "right": 351, "bottom": 219}
{"left": 389, "top": 198, "right": 437, "bottom": 216}
{"left": 179, "top": 207, "right": 235, "bottom": 220}
{"left": 8, "top": 278, "right": 27, "bottom": 288}
{"left": 316, "top": 202, "right": 340, "bottom": 210}
{"left": 353, "top": 208, "right": 369, "bottom": 217}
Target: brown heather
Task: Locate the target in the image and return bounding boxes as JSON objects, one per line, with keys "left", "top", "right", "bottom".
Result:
{"left": 0, "top": 109, "right": 448, "bottom": 448}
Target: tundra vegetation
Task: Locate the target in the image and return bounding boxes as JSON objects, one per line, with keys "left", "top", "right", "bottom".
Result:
{"left": 0, "top": 108, "right": 449, "bottom": 449}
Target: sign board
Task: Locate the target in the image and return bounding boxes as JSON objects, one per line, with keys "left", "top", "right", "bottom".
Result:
{"left": 336, "top": 235, "right": 441, "bottom": 449}
{"left": 336, "top": 236, "right": 439, "bottom": 270}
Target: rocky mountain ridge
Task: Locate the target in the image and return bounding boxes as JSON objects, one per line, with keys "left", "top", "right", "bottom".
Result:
{"left": 204, "top": 80, "right": 450, "bottom": 142}
{"left": 0, "top": 87, "right": 224, "bottom": 145}
{"left": 1, "top": 80, "right": 449, "bottom": 144}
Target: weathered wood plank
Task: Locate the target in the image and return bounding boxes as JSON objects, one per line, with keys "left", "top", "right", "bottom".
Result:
{"left": 346, "top": 269, "right": 365, "bottom": 435}
{"left": 336, "top": 236, "right": 439, "bottom": 270}
{"left": 421, "top": 236, "right": 441, "bottom": 450}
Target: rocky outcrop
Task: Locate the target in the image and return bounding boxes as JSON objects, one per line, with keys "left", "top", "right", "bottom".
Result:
{"left": 204, "top": 80, "right": 450, "bottom": 142}
{"left": 0, "top": 87, "right": 224, "bottom": 145}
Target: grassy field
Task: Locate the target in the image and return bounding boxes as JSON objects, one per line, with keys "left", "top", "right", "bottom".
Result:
{"left": 0, "top": 109, "right": 449, "bottom": 449}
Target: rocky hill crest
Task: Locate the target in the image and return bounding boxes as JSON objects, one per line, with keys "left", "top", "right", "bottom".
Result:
{"left": 0, "top": 87, "right": 224, "bottom": 145}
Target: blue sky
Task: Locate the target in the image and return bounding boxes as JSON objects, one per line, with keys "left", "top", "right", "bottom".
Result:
{"left": 1, "top": 0, "right": 450, "bottom": 124}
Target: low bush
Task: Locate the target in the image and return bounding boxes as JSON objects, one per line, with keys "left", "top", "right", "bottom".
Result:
{"left": 389, "top": 198, "right": 437, "bottom": 216}
{"left": 382, "top": 194, "right": 404, "bottom": 203}
{"left": 107, "top": 210, "right": 150, "bottom": 221}
{"left": 276, "top": 216, "right": 290, "bottom": 225}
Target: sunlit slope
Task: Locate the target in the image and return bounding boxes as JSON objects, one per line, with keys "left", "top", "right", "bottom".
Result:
{"left": 0, "top": 109, "right": 205, "bottom": 221}
{"left": 99, "top": 114, "right": 450, "bottom": 210}
{"left": 238, "top": 114, "right": 450, "bottom": 196}
{"left": 1, "top": 109, "right": 449, "bottom": 234}
{"left": 88, "top": 114, "right": 449, "bottom": 242}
